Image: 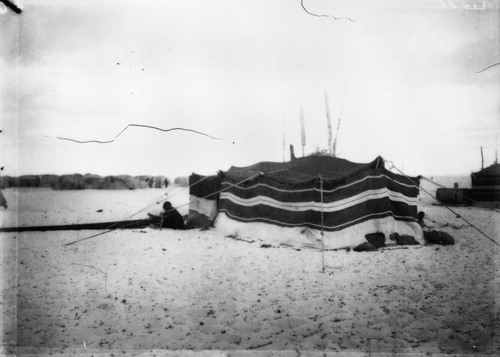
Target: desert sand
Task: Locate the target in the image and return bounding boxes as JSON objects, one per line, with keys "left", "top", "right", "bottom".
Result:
{"left": 1, "top": 183, "right": 499, "bottom": 355}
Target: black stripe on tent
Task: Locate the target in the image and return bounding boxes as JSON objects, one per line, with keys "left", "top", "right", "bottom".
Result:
{"left": 219, "top": 197, "right": 417, "bottom": 232}
{"left": 220, "top": 208, "right": 416, "bottom": 232}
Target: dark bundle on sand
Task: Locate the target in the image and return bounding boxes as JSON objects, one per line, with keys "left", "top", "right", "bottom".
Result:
{"left": 354, "top": 232, "right": 421, "bottom": 252}
{"left": 365, "top": 232, "right": 386, "bottom": 248}
{"left": 390, "top": 233, "right": 420, "bottom": 246}
{"left": 353, "top": 242, "right": 378, "bottom": 252}
{"left": 424, "top": 231, "right": 455, "bottom": 245}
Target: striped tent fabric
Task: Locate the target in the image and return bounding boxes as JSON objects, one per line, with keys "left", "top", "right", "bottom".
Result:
{"left": 217, "top": 156, "right": 422, "bottom": 249}
{"left": 189, "top": 156, "right": 423, "bottom": 249}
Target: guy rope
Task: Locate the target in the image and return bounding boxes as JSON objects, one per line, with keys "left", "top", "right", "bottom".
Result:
{"left": 385, "top": 159, "right": 499, "bottom": 247}
{"left": 63, "top": 173, "right": 261, "bottom": 246}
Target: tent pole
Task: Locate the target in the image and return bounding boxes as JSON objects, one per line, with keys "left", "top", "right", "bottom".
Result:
{"left": 320, "top": 176, "right": 325, "bottom": 272}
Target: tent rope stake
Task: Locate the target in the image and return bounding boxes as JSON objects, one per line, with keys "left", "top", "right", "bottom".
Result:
{"left": 385, "top": 159, "right": 500, "bottom": 247}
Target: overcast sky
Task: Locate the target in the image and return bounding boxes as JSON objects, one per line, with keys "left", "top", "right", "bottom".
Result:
{"left": 1, "top": 0, "right": 499, "bottom": 178}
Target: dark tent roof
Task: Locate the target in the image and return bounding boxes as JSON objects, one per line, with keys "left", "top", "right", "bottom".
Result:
{"left": 471, "top": 163, "right": 500, "bottom": 191}
{"left": 224, "top": 156, "right": 384, "bottom": 184}
{"left": 471, "top": 163, "right": 500, "bottom": 178}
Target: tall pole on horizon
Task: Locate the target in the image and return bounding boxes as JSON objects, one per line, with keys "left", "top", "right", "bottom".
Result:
{"left": 300, "top": 108, "right": 306, "bottom": 157}
{"left": 282, "top": 132, "right": 285, "bottom": 163}
{"left": 496, "top": 135, "right": 498, "bottom": 164}
{"left": 325, "top": 91, "right": 333, "bottom": 156}
{"left": 481, "top": 146, "right": 484, "bottom": 170}
{"left": 333, "top": 82, "right": 347, "bottom": 158}
{"left": 282, "top": 113, "right": 286, "bottom": 163}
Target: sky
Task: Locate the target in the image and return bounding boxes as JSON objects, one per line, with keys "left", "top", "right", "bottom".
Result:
{"left": 1, "top": 0, "right": 499, "bottom": 179}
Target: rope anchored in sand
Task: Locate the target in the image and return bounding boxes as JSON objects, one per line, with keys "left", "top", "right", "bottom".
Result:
{"left": 63, "top": 173, "right": 260, "bottom": 247}
{"left": 385, "top": 159, "right": 500, "bottom": 247}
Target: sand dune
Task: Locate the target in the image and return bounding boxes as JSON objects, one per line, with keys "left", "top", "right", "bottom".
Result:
{"left": 1, "top": 187, "right": 499, "bottom": 354}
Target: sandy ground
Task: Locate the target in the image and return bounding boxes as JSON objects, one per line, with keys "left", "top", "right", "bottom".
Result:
{"left": 1, "top": 185, "right": 499, "bottom": 355}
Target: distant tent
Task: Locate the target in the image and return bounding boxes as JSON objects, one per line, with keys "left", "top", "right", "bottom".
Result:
{"left": 187, "top": 156, "right": 424, "bottom": 249}
{"left": 55, "top": 174, "right": 85, "bottom": 190}
{"left": 40, "top": 175, "right": 59, "bottom": 188}
{"left": 83, "top": 174, "right": 105, "bottom": 189}
{"left": 0, "top": 176, "right": 15, "bottom": 189}
{"left": 17, "top": 175, "right": 41, "bottom": 188}
{"left": 173, "top": 176, "right": 189, "bottom": 187}
{"left": 101, "top": 175, "right": 149, "bottom": 190}
{"left": 470, "top": 163, "right": 500, "bottom": 202}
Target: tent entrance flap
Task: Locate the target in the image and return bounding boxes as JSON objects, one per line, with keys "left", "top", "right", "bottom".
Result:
{"left": 186, "top": 173, "right": 221, "bottom": 228}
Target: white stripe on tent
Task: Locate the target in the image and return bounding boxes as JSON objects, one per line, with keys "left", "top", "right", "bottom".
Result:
{"left": 220, "top": 187, "right": 417, "bottom": 213}
{"left": 219, "top": 209, "right": 416, "bottom": 231}
{"left": 221, "top": 174, "right": 418, "bottom": 194}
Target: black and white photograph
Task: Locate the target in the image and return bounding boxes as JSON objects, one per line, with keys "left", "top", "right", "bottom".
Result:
{"left": 1, "top": 0, "right": 499, "bottom": 355}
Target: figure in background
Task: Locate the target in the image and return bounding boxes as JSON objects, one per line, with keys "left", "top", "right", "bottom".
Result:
{"left": 417, "top": 211, "right": 426, "bottom": 229}
{"left": 0, "top": 191, "right": 7, "bottom": 209}
{"left": 419, "top": 211, "right": 455, "bottom": 245}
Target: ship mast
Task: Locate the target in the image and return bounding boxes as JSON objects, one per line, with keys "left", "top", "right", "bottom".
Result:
{"left": 300, "top": 108, "right": 306, "bottom": 157}
{"left": 481, "top": 146, "right": 484, "bottom": 170}
{"left": 332, "top": 85, "right": 346, "bottom": 158}
{"left": 495, "top": 135, "right": 498, "bottom": 164}
{"left": 325, "top": 91, "right": 333, "bottom": 156}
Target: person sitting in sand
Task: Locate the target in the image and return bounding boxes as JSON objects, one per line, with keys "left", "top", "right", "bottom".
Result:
{"left": 148, "top": 201, "right": 185, "bottom": 230}
{"left": 417, "top": 211, "right": 454, "bottom": 245}
{"left": 417, "top": 211, "right": 426, "bottom": 229}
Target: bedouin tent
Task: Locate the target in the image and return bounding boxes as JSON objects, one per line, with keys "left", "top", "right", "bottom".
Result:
{"left": 470, "top": 162, "right": 500, "bottom": 202}
{"left": 186, "top": 156, "right": 424, "bottom": 249}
